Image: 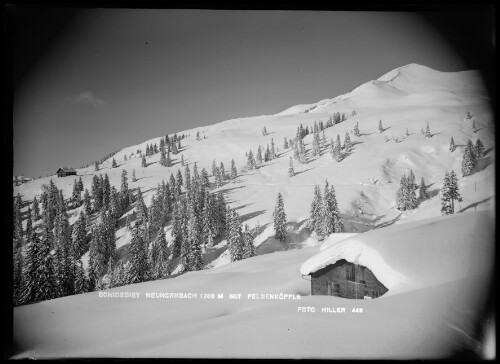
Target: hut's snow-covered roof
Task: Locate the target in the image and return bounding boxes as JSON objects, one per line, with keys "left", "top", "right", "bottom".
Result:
{"left": 300, "top": 210, "right": 495, "bottom": 296}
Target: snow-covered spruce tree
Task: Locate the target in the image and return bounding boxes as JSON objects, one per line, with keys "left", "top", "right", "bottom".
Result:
{"left": 418, "top": 177, "right": 428, "bottom": 200}
{"left": 256, "top": 145, "right": 263, "bottom": 164}
{"left": 448, "top": 170, "right": 461, "bottom": 213}
{"left": 102, "top": 174, "right": 111, "bottom": 209}
{"left": 32, "top": 196, "right": 40, "bottom": 221}
{"left": 132, "top": 169, "right": 137, "bottom": 182}
{"left": 23, "top": 228, "right": 59, "bottom": 304}
{"left": 83, "top": 188, "right": 92, "bottom": 215}
{"left": 395, "top": 174, "right": 407, "bottom": 211}
{"left": 312, "top": 124, "right": 321, "bottom": 157}
{"left": 288, "top": 156, "right": 295, "bottom": 177}
{"left": 297, "top": 136, "right": 307, "bottom": 164}
{"left": 307, "top": 184, "right": 323, "bottom": 233}
{"left": 94, "top": 161, "right": 100, "bottom": 171}
{"left": 196, "top": 131, "right": 201, "bottom": 141}
{"left": 184, "top": 164, "right": 191, "bottom": 191}
{"left": 181, "top": 154, "right": 185, "bottom": 166}
{"left": 187, "top": 202, "right": 203, "bottom": 271}
{"left": 378, "top": 120, "right": 384, "bottom": 133}
{"left": 264, "top": 145, "right": 270, "bottom": 162}
{"left": 270, "top": 138, "right": 276, "bottom": 160}
{"left": 71, "top": 179, "right": 81, "bottom": 208}
{"left": 440, "top": 172, "right": 453, "bottom": 215}
{"left": 475, "top": 138, "right": 485, "bottom": 159}
{"left": 449, "top": 136, "right": 456, "bottom": 152}
{"left": 262, "top": 126, "right": 268, "bottom": 136}
{"left": 112, "top": 158, "right": 117, "bottom": 168}
{"left": 341, "top": 113, "right": 346, "bottom": 122}
{"left": 408, "top": 170, "right": 417, "bottom": 191}
{"left": 283, "top": 137, "right": 289, "bottom": 149}
{"left": 425, "top": 122, "right": 431, "bottom": 138}
{"left": 141, "top": 155, "right": 147, "bottom": 168}
{"left": 219, "top": 161, "right": 226, "bottom": 181}
{"left": 126, "top": 225, "right": 150, "bottom": 284}
{"left": 472, "top": 120, "right": 477, "bottom": 133}
{"left": 25, "top": 208, "right": 33, "bottom": 240}
{"left": 72, "top": 212, "right": 87, "bottom": 258}
{"left": 344, "top": 132, "right": 351, "bottom": 152}
{"left": 74, "top": 259, "right": 88, "bottom": 294}
{"left": 230, "top": 159, "right": 238, "bottom": 180}
{"left": 201, "top": 168, "right": 210, "bottom": 189}
{"left": 247, "top": 149, "right": 256, "bottom": 170}
{"left": 242, "top": 225, "right": 256, "bottom": 259}
{"left": 228, "top": 209, "right": 244, "bottom": 262}
{"left": 13, "top": 194, "right": 23, "bottom": 241}
{"left": 321, "top": 130, "right": 327, "bottom": 149}
{"left": 176, "top": 169, "right": 183, "bottom": 187}
{"left": 333, "top": 134, "right": 342, "bottom": 162}
{"left": 159, "top": 147, "right": 167, "bottom": 166}
{"left": 461, "top": 139, "right": 476, "bottom": 177}
{"left": 353, "top": 122, "right": 360, "bottom": 137}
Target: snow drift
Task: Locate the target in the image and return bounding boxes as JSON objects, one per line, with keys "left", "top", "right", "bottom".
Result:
{"left": 301, "top": 210, "right": 495, "bottom": 295}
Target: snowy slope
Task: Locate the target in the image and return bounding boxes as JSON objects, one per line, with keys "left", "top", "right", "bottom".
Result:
{"left": 13, "top": 210, "right": 494, "bottom": 359}
{"left": 13, "top": 63, "right": 494, "bottom": 266}
{"left": 301, "top": 210, "right": 494, "bottom": 294}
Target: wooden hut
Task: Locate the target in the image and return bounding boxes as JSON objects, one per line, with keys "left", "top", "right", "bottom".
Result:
{"left": 310, "top": 259, "right": 388, "bottom": 299}
{"left": 56, "top": 167, "right": 77, "bottom": 177}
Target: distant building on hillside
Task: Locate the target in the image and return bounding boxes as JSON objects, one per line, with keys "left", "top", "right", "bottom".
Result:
{"left": 309, "top": 259, "right": 388, "bottom": 299}
{"left": 56, "top": 167, "right": 77, "bottom": 177}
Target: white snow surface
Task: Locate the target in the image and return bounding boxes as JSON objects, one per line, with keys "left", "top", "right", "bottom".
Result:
{"left": 301, "top": 210, "right": 494, "bottom": 294}
{"left": 13, "top": 211, "right": 494, "bottom": 359}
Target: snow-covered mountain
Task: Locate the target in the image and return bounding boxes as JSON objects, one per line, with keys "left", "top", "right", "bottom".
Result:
{"left": 13, "top": 63, "right": 495, "bottom": 358}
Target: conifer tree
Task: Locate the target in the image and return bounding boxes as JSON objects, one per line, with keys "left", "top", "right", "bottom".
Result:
{"left": 242, "top": 225, "right": 256, "bottom": 259}
{"left": 72, "top": 212, "right": 87, "bottom": 258}
{"left": 94, "top": 161, "right": 100, "bottom": 171}
{"left": 72, "top": 179, "right": 81, "bottom": 208}
{"left": 196, "top": 131, "right": 201, "bottom": 141}
{"left": 270, "top": 138, "right": 276, "bottom": 160}
{"left": 159, "top": 147, "right": 167, "bottom": 167}
{"left": 230, "top": 159, "right": 238, "bottom": 180}
{"left": 212, "top": 159, "right": 218, "bottom": 177}
{"left": 461, "top": 139, "right": 476, "bottom": 176}
{"left": 425, "top": 122, "right": 431, "bottom": 138}
{"left": 32, "top": 196, "right": 40, "bottom": 221}
{"left": 273, "top": 193, "right": 287, "bottom": 244}
{"left": 83, "top": 188, "right": 92, "bottom": 215}
{"left": 353, "top": 121, "right": 360, "bottom": 137}
{"left": 23, "top": 228, "right": 59, "bottom": 304}
{"left": 228, "top": 209, "right": 244, "bottom": 262}
{"left": 176, "top": 169, "right": 183, "bottom": 187}
{"left": 312, "top": 127, "right": 321, "bottom": 157}
{"left": 449, "top": 136, "right": 456, "bottom": 152}
{"left": 472, "top": 120, "right": 477, "bottom": 133}
{"left": 13, "top": 194, "right": 23, "bottom": 241}
{"left": 262, "top": 126, "right": 268, "bottom": 136}
{"left": 219, "top": 161, "right": 226, "bottom": 181}
{"left": 112, "top": 158, "right": 117, "bottom": 168}
{"left": 126, "top": 225, "right": 150, "bottom": 284}
{"left": 184, "top": 164, "right": 191, "bottom": 191}
{"left": 201, "top": 168, "right": 210, "bottom": 189}
{"left": 25, "top": 207, "right": 33, "bottom": 239}
{"left": 440, "top": 172, "right": 453, "bottom": 215}
{"left": 74, "top": 259, "right": 88, "bottom": 294}
{"left": 418, "top": 177, "right": 428, "bottom": 200}
{"left": 141, "top": 155, "right": 147, "bottom": 168}
{"left": 378, "top": 120, "right": 384, "bottom": 133}
{"left": 181, "top": 154, "right": 185, "bottom": 166}
{"left": 247, "top": 150, "right": 256, "bottom": 170}
{"left": 344, "top": 132, "right": 351, "bottom": 152}
{"left": 132, "top": 169, "right": 137, "bottom": 182}
{"left": 475, "top": 139, "right": 485, "bottom": 159}
{"left": 288, "top": 156, "right": 295, "bottom": 177}
{"left": 283, "top": 137, "right": 289, "bottom": 149}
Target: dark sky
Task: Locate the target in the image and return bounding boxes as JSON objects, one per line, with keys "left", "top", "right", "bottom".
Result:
{"left": 10, "top": 7, "right": 494, "bottom": 178}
